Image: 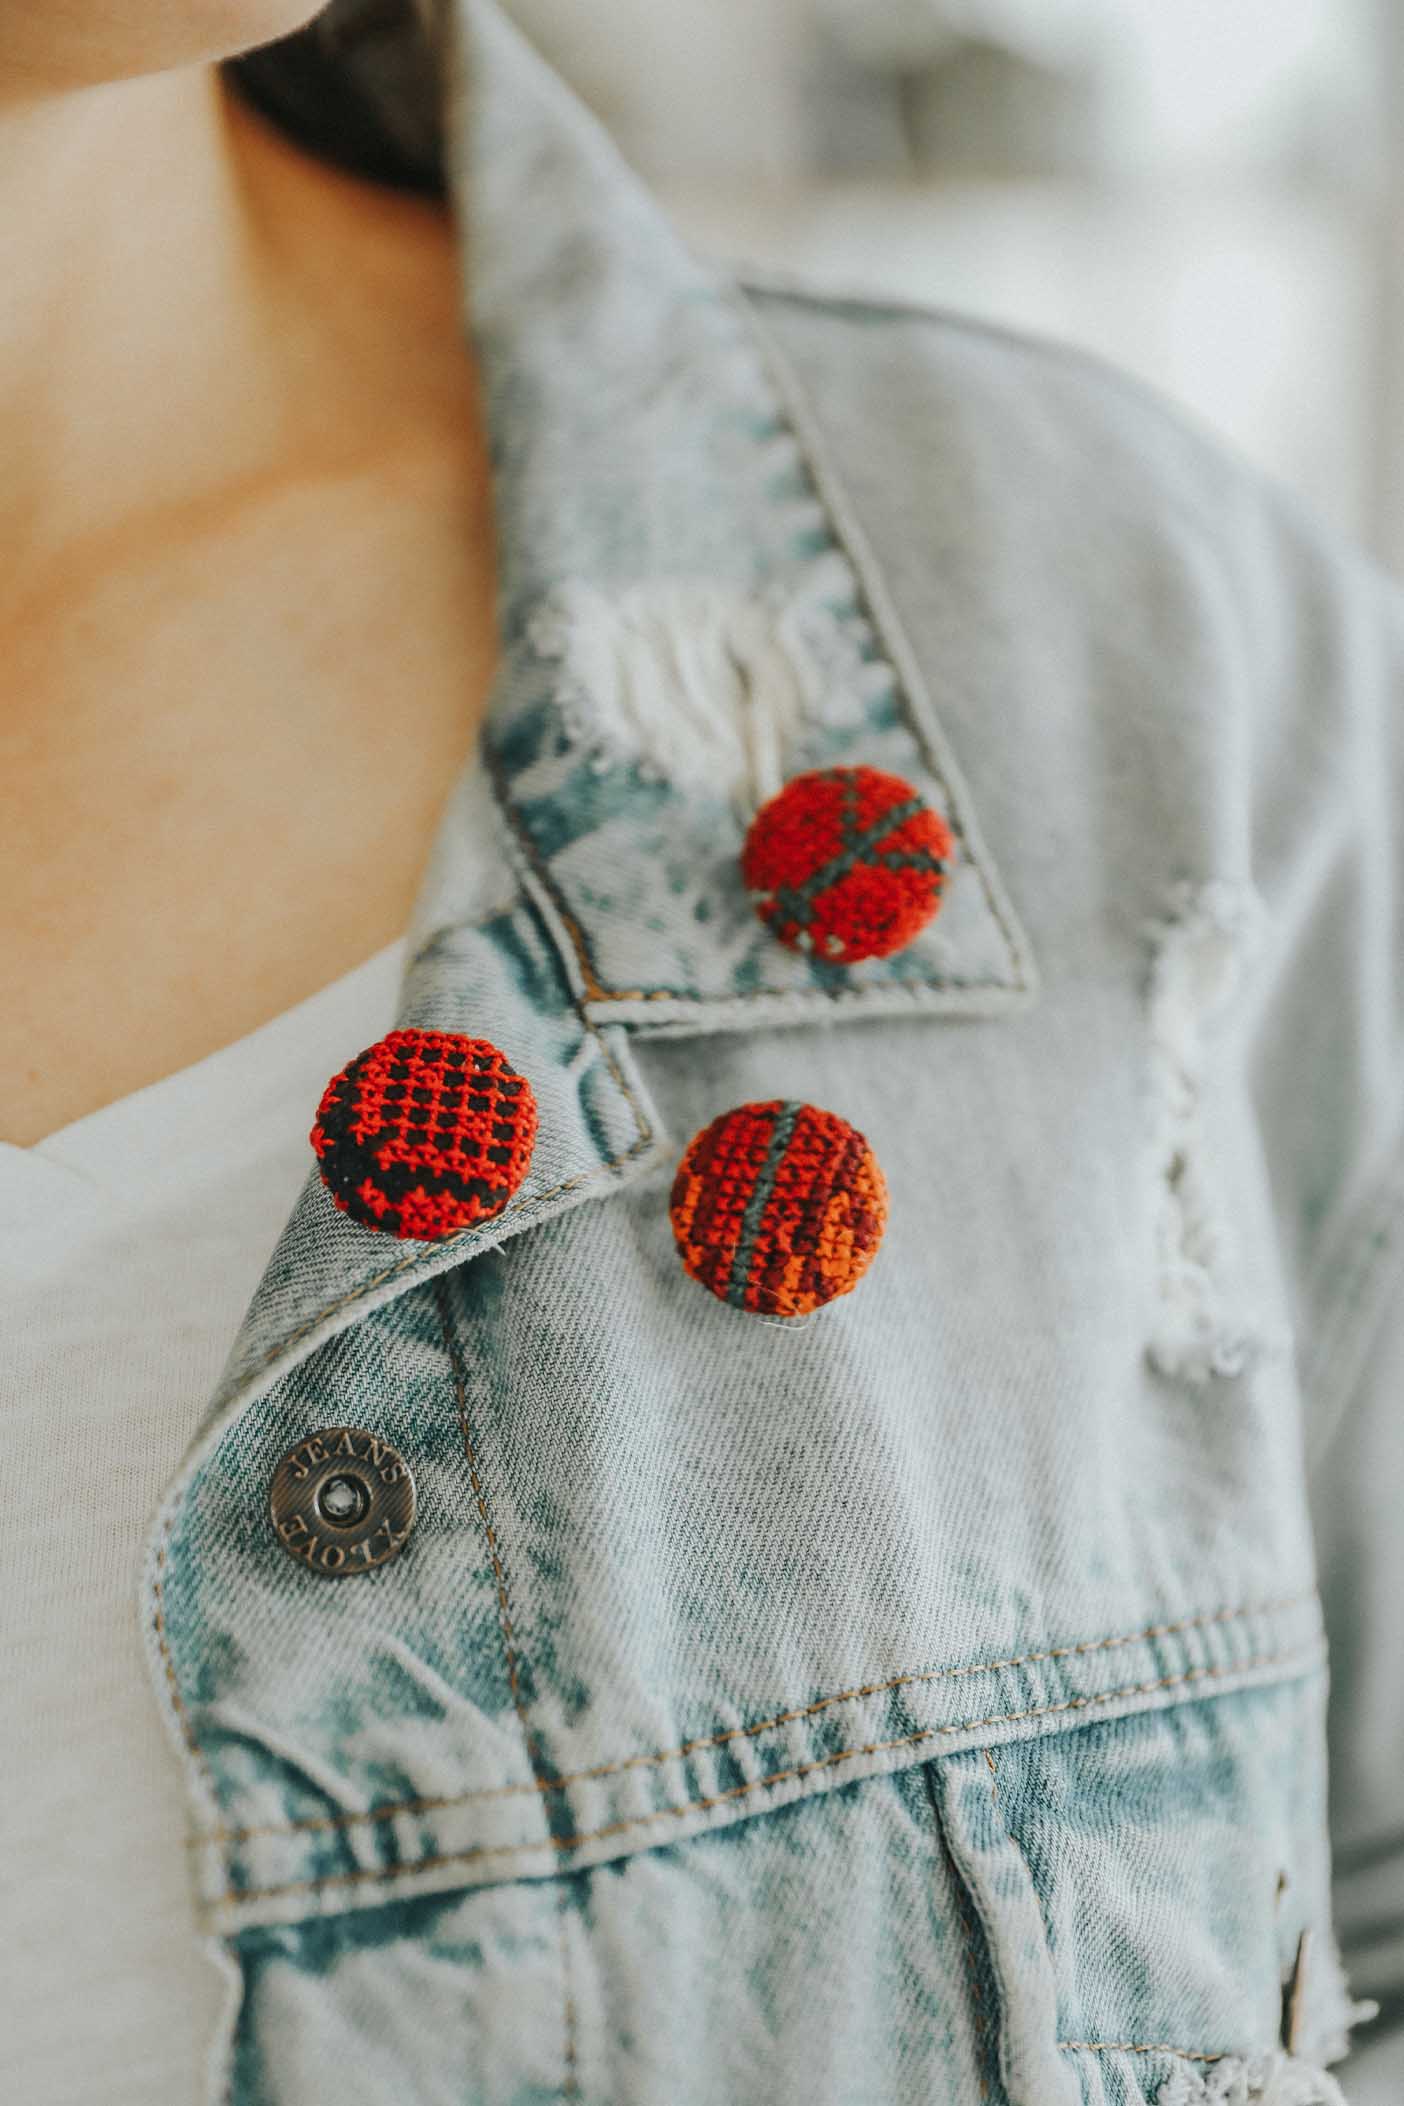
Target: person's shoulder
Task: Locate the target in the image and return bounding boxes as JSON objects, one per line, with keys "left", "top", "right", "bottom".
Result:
{"left": 734, "top": 261, "right": 1402, "bottom": 690}
{"left": 736, "top": 263, "right": 1278, "bottom": 551}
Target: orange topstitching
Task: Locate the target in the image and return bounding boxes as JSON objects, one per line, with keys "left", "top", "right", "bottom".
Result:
{"left": 195, "top": 1588, "right": 1317, "bottom": 1850}
{"left": 206, "top": 1641, "right": 1325, "bottom": 1909}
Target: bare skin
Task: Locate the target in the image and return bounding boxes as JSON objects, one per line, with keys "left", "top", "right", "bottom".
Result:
{"left": 0, "top": 26, "right": 497, "bottom": 1145}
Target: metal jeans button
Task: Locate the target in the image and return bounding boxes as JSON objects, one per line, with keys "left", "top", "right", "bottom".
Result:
{"left": 268, "top": 1426, "right": 416, "bottom": 1576}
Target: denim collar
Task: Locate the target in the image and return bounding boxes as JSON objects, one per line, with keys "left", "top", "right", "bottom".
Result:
{"left": 201, "top": 0, "right": 1037, "bottom": 1436}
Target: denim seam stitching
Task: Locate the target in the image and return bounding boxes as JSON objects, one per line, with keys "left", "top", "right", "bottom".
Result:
{"left": 436, "top": 1274, "right": 577, "bottom": 2095}
{"left": 1059, "top": 2043, "right": 1224, "bottom": 2065}
{"left": 584, "top": 973, "right": 1016, "bottom": 1006}
{"left": 927, "top": 1753, "right": 1003, "bottom": 2102}
{"left": 436, "top": 1275, "right": 536, "bottom": 1748}
{"left": 957, "top": 1876, "right": 996, "bottom": 2104}
{"left": 151, "top": 1023, "right": 653, "bottom": 1826}
{"left": 557, "top": 1894, "right": 580, "bottom": 2102}
{"left": 972, "top": 1737, "right": 1050, "bottom": 2104}
{"left": 485, "top": 738, "right": 1014, "bottom": 1009}
{"left": 207, "top": 1640, "right": 1325, "bottom": 1905}
{"left": 194, "top": 1589, "right": 1318, "bottom": 1847}
{"left": 150, "top": 1544, "right": 223, "bottom": 1812}
{"left": 735, "top": 282, "right": 1032, "bottom": 994}
{"left": 481, "top": 741, "right": 612, "bottom": 1005}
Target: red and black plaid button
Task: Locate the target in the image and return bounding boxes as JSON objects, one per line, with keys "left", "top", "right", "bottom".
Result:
{"left": 310, "top": 1029, "right": 537, "bottom": 1241}
{"left": 742, "top": 764, "right": 954, "bottom": 964}
{"left": 669, "top": 1099, "right": 888, "bottom": 1318}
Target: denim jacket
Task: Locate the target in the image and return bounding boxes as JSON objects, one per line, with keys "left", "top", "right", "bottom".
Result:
{"left": 147, "top": 4, "right": 1404, "bottom": 2100}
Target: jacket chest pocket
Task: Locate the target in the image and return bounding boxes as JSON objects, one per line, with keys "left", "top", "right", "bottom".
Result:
{"left": 929, "top": 1674, "right": 1361, "bottom": 2106}
{"left": 225, "top": 1670, "right": 1357, "bottom": 2106}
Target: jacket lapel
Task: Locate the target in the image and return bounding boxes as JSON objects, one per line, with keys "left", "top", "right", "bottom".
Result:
{"left": 454, "top": 0, "right": 1036, "bottom": 1035}
{"left": 201, "top": 0, "right": 1037, "bottom": 1438}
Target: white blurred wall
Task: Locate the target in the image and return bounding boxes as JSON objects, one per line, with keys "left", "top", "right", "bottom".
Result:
{"left": 507, "top": 0, "right": 1396, "bottom": 568}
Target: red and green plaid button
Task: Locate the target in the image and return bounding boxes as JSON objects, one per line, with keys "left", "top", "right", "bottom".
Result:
{"left": 670, "top": 1099, "right": 889, "bottom": 1318}
{"left": 742, "top": 764, "right": 954, "bottom": 964}
{"left": 311, "top": 1029, "right": 537, "bottom": 1241}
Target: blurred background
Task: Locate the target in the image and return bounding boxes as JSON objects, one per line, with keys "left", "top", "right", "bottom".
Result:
{"left": 502, "top": 0, "right": 1404, "bottom": 574}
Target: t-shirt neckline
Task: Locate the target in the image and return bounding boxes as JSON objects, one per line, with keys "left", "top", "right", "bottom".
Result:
{"left": 0, "top": 936, "right": 409, "bottom": 1207}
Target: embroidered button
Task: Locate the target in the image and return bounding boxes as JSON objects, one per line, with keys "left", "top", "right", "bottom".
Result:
{"left": 670, "top": 1099, "right": 888, "bottom": 1318}
{"left": 311, "top": 1029, "right": 537, "bottom": 1241}
{"left": 268, "top": 1426, "right": 416, "bottom": 1576}
{"left": 742, "top": 765, "right": 954, "bottom": 963}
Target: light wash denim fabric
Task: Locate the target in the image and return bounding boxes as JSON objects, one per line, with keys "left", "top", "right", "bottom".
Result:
{"left": 145, "top": 3, "right": 1404, "bottom": 2100}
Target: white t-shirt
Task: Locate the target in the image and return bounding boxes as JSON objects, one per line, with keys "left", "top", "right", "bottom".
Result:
{"left": 0, "top": 935, "right": 408, "bottom": 2102}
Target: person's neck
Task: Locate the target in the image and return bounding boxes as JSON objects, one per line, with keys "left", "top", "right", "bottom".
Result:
{"left": 0, "top": 53, "right": 497, "bottom": 1148}
{"left": 0, "top": 59, "right": 466, "bottom": 619}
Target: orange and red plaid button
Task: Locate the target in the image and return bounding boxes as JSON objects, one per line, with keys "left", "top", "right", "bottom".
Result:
{"left": 670, "top": 1099, "right": 888, "bottom": 1318}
